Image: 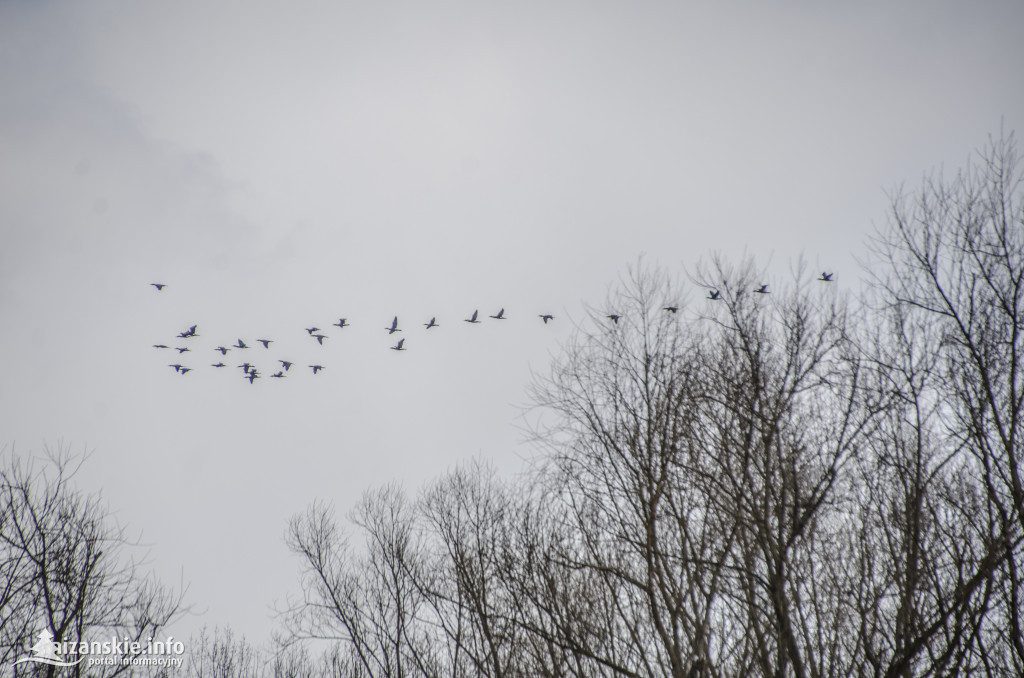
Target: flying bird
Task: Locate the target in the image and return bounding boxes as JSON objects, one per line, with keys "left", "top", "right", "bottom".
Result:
{"left": 150, "top": 283, "right": 166, "bottom": 291}
{"left": 391, "top": 338, "right": 406, "bottom": 351}
{"left": 309, "top": 365, "right": 324, "bottom": 374}
{"left": 245, "top": 371, "right": 259, "bottom": 384}
{"left": 179, "top": 367, "right": 191, "bottom": 375}
{"left": 754, "top": 284, "right": 769, "bottom": 294}
{"left": 490, "top": 308, "right": 507, "bottom": 320}
{"left": 819, "top": 272, "right": 834, "bottom": 282}
{"left": 153, "top": 344, "right": 169, "bottom": 349}
{"left": 313, "top": 334, "right": 327, "bottom": 345}
{"left": 215, "top": 346, "right": 230, "bottom": 355}
{"left": 424, "top": 317, "right": 439, "bottom": 329}
{"left": 176, "top": 347, "right": 190, "bottom": 353}
{"left": 333, "top": 318, "right": 349, "bottom": 329}
{"left": 257, "top": 339, "right": 273, "bottom": 349}
{"left": 663, "top": 306, "right": 678, "bottom": 313}
{"left": 279, "top": 360, "right": 292, "bottom": 371}
{"left": 238, "top": 362, "right": 253, "bottom": 373}
{"left": 385, "top": 317, "right": 401, "bottom": 334}
{"left": 177, "top": 325, "right": 197, "bottom": 338}
{"left": 607, "top": 314, "right": 621, "bottom": 324}
{"left": 306, "top": 327, "right": 320, "bottom": 335}
{"left": 465, "top": 310, "right": 481, "bottom": 324}
{"left": 212, "top": 362, "right": 226, "bottom": 368}
{"left": 270, "top": 371, "right": 285, "bottom": 378}
{"left": 169, "top": 364, "right": 183, "bottom": 372}
{"left": 708, "top": 290, "right": 721, "bottom": 300}
{"left": 235, "top": 339, "right": 248, "bottom": 349}
{"left": 539, "top": 314, "right": 554, "bottom": 324}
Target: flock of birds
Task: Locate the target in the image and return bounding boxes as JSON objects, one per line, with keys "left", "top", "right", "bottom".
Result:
{"left": 150, "top": 272, "right": 835, "bottom": 384}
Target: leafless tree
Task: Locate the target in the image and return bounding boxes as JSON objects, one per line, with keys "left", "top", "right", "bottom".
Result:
{"left": 862, "top": 131, "right": 1024, "bottom": 676}
{"left": 184, "top": 627, "right": 264, "bottom": 678}
{"left": 283, "top": 487, "right": 437, "bottom": 678}
{"left": 0, "top": 444, "right": 186, "bottom": 678}
{"left": 282, "top": 133, "right": 1024, "bottom": 678}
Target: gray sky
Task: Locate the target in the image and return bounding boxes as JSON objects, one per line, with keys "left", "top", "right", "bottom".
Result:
{"left": 2, "top": 0, "right": 1023, "bottom": 644}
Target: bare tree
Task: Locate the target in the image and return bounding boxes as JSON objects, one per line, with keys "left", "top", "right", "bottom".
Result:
{"left": 0, "top": 444, "right": 186, "bottom": 678}
{"left": 283, "top": 487, "right": 437, "bottom": 678}
{"left": 281, "top": 133, "right": 1024, "bottom": 678}
{"left": 863, "top": 131, "right": 1024, "bottom": 676}
{"left": 184, "top": 627, "right": 264, "bottom": 678}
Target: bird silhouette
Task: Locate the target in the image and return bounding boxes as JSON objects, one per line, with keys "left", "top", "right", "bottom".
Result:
{"left": 270, "top": 371, "right": 285, "bottom": 378}
{"left": 313, "top": 334, "right": 327, "bottom": 345}
{"left": 306, "top": 327, "right": 320, "bottom": 335}
{"left": 754, "top": 284, "right": 769, "bottom": 294}
{"left": 391, "top": 338, "right": 406, "bottom": 351}
{"left": 215, "top": 346, "right": 230, "bottom": 355}
{"left": 169, "top": 364, "right": 183, "bottom": 372}
{"left": 212, "top": 362, "right": 226, "bottom": 368}
{"left": 235, "top": 339, "right": 248, "bottom": 349}
{"left": 150, "top": 283, "right": 166, "bottom": 291}
{"left": 245, "top": 371, "right": 259, "bottom": 384}
{"left": 238, "top": 362, "right": 253, "bottom": 373}
{"left": 257, "top": 339, "right": 273, "bottom": 349}
{"left": 819, "top": 272, "right": 834, "bottom": 282}
{"left": 385, "top": 317, "right": 401, "bottom": 334}
{"left": 539, "top": 314, "right": 554, "bottom": 324}
{"left": 465, "top": 310, "right": 481, "bottom": 324}
{"left": 333, "top": 318, "right": 349, "bottom": 329}
{"left": 607, "top": 314, "right": 621, "bottom": 324}
{"left": 424, "top": 317, "right": 439, "bottom": 329}
{"left": 176, "top": 347, "right": 190, "bottom": 354}
{"left": 490, "top": 308, "right": 506, "bottom": 320}
{"left": 153, "top": 344, "right": 169, "bottom": 349}
{"left": 279, "top": 360, "right": 292, "bottom": 371}
{"left": 708, "top": 290, "right": 721, "bottom": 300}
{"left": 177, "top": 325, "right": 197, "bottom": 338}
{"left": 664, "top": 306, "right": 678, "bottom": 313}
{"left": 179, "top": 367, "right": 191, "bottom": 375}
{"left": 309, "top": 365, "right": 324, "bottom": 374}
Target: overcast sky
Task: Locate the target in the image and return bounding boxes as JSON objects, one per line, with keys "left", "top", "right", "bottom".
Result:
{"left": 2, "top": 0, "right": 1023, "bottom": 645}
